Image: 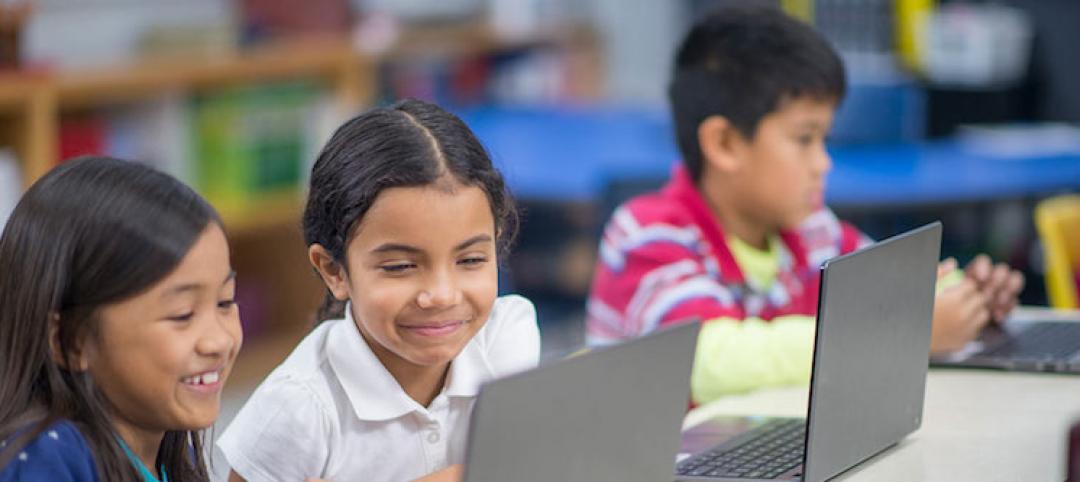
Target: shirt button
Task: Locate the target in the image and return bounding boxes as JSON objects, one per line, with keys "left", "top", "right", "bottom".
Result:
{"left": 427, "top": 430, "right": 440, "bottom": 444}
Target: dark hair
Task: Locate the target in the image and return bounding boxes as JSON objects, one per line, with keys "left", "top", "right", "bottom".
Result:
{"left": 669, "top": 4, "right": 847, "bottom": 181}
{"left": 303, "top": 99, "right": 518, "bottom": 321}
{"left": 0, "top": 156, "right": 221, "bottom": 481}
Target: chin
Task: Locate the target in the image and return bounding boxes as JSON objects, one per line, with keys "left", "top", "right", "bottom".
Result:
{"left": 410, "top": 346, "right": 464, "bottom": 367}
{"left": 178, "top": 406, "right": 221, "bottom": 430}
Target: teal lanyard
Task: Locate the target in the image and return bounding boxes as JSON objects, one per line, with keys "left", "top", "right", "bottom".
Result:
{"left": 116, "top": 437, "right": 168, "bottom": 482}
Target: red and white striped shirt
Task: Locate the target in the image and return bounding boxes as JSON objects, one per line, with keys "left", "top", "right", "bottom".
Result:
{"left": 586, "top": 165, "right": 871, "bottom": 346}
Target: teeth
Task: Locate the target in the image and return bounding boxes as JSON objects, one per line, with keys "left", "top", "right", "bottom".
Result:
{"left": 183, "top": 371, "right": 220, "bottom": 385}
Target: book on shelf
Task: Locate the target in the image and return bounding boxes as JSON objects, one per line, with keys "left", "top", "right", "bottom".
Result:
{"left": 0, "top": 148, "right": 21, "bottom": 230}
{"left": 58, "top": 114, "right": 108, "bottom": 162}
{"left": 191, "top": 80, "right": 322, "bottom": 215}
{"left": 379, "top": 47, "right": 587, "bottom": 106}
{"left": 107, "top": 93, "right": 192, "bottom": 184}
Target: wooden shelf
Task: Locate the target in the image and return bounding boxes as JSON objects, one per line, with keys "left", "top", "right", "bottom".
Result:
{"left": 0, "top": 72, "right": 55, "bottom": 187}
{"left": 0, "top": 35, "right": 373, "bottom": 188}
{"left": 0, "top": 23, "right": 601, "bottom": 194}
{"left": 0, "top": 72, "right": 47, "bottom": 111}
{"left": 56, "top": 35, "right": 370, "bottom": 109}
{"left": 387, "top": 21, "right": 598, "bottom": 59}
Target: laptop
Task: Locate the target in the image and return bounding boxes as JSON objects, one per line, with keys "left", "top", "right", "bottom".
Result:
{"left": 676, "top": 221, "right": 942, "bottom": 481}
{"left": 930, "top": 315, "right": 1080, "bottom": 374}
{"left": 462, "top": 320, "right": 700, "bottom": 482}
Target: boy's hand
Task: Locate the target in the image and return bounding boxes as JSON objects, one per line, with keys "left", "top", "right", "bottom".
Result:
{"left": 964, "top": 254, "right": 1025, "bottom": 323}
{"left": 411, "top": 465, "right": 463, "bottom": 482}
{"left": 930, "top": 277, "right": 991, "bottom": 354}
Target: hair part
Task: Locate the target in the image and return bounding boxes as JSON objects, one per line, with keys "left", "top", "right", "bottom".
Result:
{"left": 0, "top": 156, "right": 220, "bottom": 481}
{"left": 669, "top": 4, "right": 846, "bottom": 181}
{"left": 303, "top": 99, "right": 519, "bottom": 322}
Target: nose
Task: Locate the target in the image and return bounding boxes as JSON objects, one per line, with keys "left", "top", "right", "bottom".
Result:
{"left": 416, "top": 269, "right": 462, "bottom": 309}
{"left": 195, "top": 308, "right": 240, "bottom": 358}
{"left": 812, "top": 142, "right": 832, "bottom": 177}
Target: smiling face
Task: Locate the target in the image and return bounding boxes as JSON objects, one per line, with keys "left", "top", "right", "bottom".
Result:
{"left": 318, "top": 181, "right": 499, "bottom": 377}
{"left": 81, "top": 223, "right": 242, "bottom": 433}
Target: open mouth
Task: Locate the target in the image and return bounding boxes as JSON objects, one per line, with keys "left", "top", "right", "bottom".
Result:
{"left": 181, "top": 369, "right": 223, "bottom": 389}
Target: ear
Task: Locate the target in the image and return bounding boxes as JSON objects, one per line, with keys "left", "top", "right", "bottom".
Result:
{"left": 698, "top": 115, "right": 748, "bottom": 174}
{"left": 308, "top": 244, "right": 351, "bottom": 301}
{"left": 48, "top": 313, "right": 90, "bottom": 371}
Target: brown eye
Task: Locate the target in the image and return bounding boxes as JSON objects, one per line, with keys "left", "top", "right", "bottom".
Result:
{"left": 459, "top": 257, "right": 488, "bottom": 266}
{"left": 381, "top": 263, "right": 416, "bottom": 273}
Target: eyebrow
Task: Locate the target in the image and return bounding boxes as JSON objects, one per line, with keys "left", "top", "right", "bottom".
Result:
{"left": 370, "top": 234, "right": 493, "bottom": 255}
{"left": 795, "top": 121, "right": 827, "bottom": 131}
{"left": 162, "top": 270, "right": 237, "bottom": 297}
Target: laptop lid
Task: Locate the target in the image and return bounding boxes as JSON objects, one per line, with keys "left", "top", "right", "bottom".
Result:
{"left": 802, "top": 222, "right": 941, "bottom": 482}
{"left": 463, "top": 321, "right": 699, "bottom": 482}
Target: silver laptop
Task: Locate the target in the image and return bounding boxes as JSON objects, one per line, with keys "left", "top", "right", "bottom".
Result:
{"left": 462, "top": 320, "right": 700, "bottom": 482}
{"left": 676, "top": 222, "right": 942, "bottom": 482}
{"left": 931, "top": 318, "right": 1080, "bottom": 374}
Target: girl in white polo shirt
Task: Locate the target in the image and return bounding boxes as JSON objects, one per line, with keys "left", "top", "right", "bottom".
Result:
{"left": 217, "top": 99, "right": 540, "bottom": 482}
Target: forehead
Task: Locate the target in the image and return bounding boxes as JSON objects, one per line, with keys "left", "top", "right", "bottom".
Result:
{"left": 155, "top": 225, "right": 233, "bottom": 292}
{"left": 98, "top": 225, "right": 232, "bottom": 318}
{"left": 765, "top": 96, "right": 836, "bottom": 127}
{"left": 350, "top": 183, "right": 495, "bottom": 250}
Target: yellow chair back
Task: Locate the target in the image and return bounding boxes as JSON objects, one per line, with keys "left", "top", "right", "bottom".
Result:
{"left": 1035, "top": 195, "right": 1080, "bottom": 309}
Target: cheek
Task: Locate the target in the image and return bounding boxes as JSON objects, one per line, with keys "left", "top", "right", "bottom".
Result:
{"left": 225, "top": 315, "right": 244, "bottom": 351}
{"left": 91, "top": 335, "right": 185, "bottom": 398}
{"left": 350, "top": 280, "right": 412, "bottom": 325}
{"left": 462, "top": 267, "right": 499, "bottom": 310}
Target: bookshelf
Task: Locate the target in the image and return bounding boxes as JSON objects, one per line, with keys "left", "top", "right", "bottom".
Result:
{"left": 0, "top": 21, "right": 603, "bottom": 386}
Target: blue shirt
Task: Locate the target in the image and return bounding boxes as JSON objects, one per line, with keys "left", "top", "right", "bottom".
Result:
{"left": 0, "top": 420, "right": 99, "bottom": 482}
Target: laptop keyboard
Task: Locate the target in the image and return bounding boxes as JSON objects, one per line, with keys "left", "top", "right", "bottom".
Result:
{"left": 676, "top": 419, "right": 805, "bottom": 479}
{"left": 983, "top": 322, "right": 1080, "bottom": 360}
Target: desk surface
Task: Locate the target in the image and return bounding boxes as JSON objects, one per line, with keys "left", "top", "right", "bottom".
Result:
{"left": 458, "top": 106, "right": 1080, "bottom": 206}
{"left": 684, "top": 370, "right": 1080, "bottom": 482}
{"left": 683, "top": 308, "right": 1080, "bottom": 481}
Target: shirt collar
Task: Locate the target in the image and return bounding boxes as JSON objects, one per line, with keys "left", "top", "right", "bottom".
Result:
{"left": 664, "top": 164, "right": 809, "bottom": 282}
{"left": 326, "top": 302, "right": 496, "bottom": 422}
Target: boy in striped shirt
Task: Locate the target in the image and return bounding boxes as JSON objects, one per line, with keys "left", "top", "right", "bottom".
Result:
{"left": 586, "top": 5, "right": 1024, "bottom": 404}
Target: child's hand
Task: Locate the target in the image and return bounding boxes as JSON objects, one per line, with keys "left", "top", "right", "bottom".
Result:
{"left": 964, "top": 254, "right": 1025, "bottom": 323}
{"left": 411, "top": 465, "right": 464, "bottom": 482}
{"left": 930, "top": 277, "right": 991, "bottom": 354}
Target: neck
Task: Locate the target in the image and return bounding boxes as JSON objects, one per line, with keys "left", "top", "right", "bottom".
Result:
{"left": 699, "top": 170, "right": 771, "bottom": 250}
{"left": 360, "top": 331, "right": 450, "bottom": 408}
{"left": 112, "top": 418, "right": 164, "bottom": 478}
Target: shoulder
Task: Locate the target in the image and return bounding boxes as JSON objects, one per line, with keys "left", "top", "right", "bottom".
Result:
{"left": 599, "top": 192, "right": 706, "bottom": 274}
{"left": 614, "top": 190, "right": 699, "bottom": 233}
{"left": 223, "top": 367, "right": 336, "bottom": 440}
{"left": 217, "top": 376, "right": 336, "bottom": 481}
{"left": 487, "top": 295, "right": 537, "bottom": 326}
{"left": 219, "top": 323, "right": 342, "bottom": 453}
{"left": 797, "top": 207, "right": 872, "bottom": 264}
{"left": 0, "top": 420, "right": 99, "bottom": 482}
{"left": 477, "top": 295, "right": 539, "bottom": 347}
{"left": 472, "top": 295, "right": 541, "bottom": 375}
{"left": 271, "top": 321, "right": 338, "bottom": 378}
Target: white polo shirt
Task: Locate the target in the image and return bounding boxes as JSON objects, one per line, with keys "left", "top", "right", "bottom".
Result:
{"left": 216, "top": 295, "right": 540, "bottom": 482}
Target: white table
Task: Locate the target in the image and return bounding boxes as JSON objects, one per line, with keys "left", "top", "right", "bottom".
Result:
{"left": 683, "top": 309, "right": 1080, "bottom": 481}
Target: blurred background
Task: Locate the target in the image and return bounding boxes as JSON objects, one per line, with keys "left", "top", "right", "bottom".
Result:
{"left": 0, "top": 0, "right": 1078, "bottom": 421}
